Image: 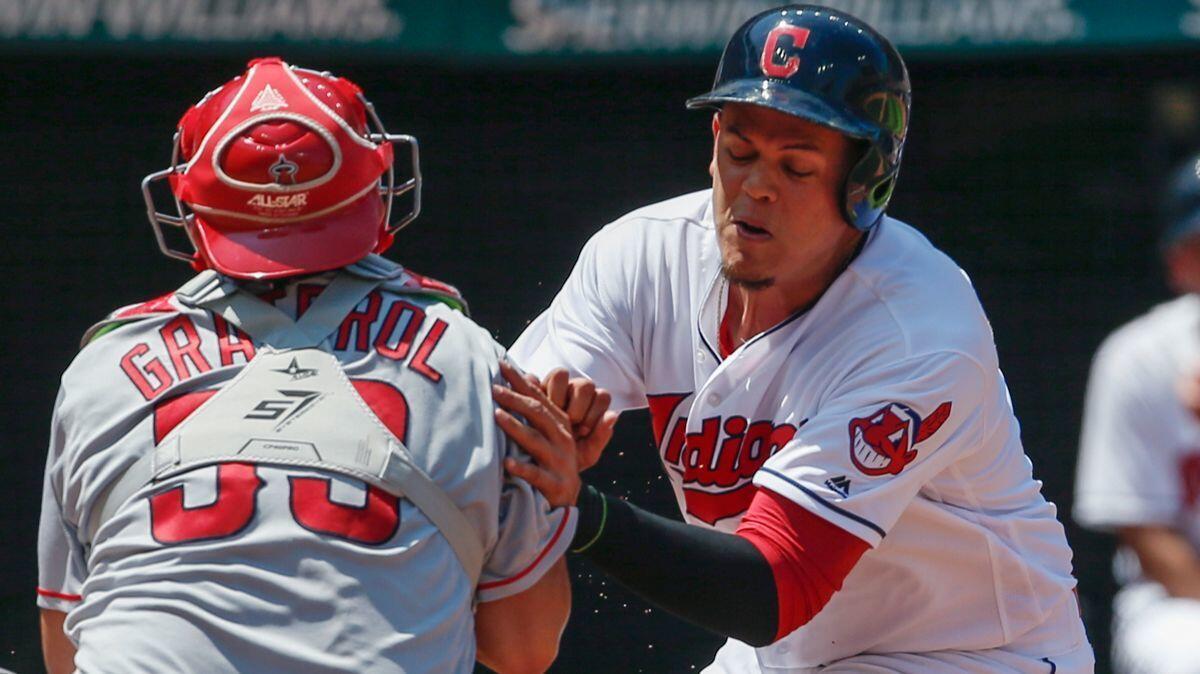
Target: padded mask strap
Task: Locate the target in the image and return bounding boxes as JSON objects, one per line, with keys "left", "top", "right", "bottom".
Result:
{"left": 175, "top": 270, "right": 382, "bottom": 348}
{"left": 344, "top": 253, "right": 407, "bottom": 281}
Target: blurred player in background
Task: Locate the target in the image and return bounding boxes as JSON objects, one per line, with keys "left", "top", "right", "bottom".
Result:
{"left": 1076, "top": 152, "right": 1200, "bottom": 674}
{"left": 36, "top": 58, "right": 575, "bottom": 674}
{"left": 495, "top": 4, "right": 1094, "bottom": 673}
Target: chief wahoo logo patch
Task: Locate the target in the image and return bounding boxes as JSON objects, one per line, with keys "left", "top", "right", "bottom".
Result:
{"left": 848, "top": 401, "right": 952, "bottom": 476}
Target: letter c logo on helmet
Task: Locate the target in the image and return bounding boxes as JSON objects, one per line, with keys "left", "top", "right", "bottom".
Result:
{"left": 759, "top": 25, "right": 810, "bottom": 79}
{"left": 142, "top": 57, "right": 421, "bottom": 280}
{"left": 688, "top": 5, "right": 911, "bottom": 231}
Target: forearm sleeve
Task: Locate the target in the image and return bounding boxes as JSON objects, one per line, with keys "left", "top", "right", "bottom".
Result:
{"left": 572, "top": 485, "right": 779, "bottom": 646}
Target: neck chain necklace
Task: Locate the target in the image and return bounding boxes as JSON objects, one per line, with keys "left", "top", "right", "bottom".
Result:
{"left": 723, "top": 231, "right": 869, "bottom": 346}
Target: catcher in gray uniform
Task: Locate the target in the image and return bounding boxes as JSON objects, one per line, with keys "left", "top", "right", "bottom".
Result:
{"left": 36, "top": 58, "right": 582, "bottom": 674}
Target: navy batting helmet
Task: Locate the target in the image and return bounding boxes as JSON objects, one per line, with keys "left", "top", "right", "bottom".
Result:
{"left": 688, "top": 5, "right": 911, "bottom": 231}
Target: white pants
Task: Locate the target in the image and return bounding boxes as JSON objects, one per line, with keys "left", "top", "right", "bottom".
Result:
{"left": 1113, "top": 582, "right": 1200, "bottom": 674}
{"left": 703, "top": 639, "right": 1094, "bottom": 673}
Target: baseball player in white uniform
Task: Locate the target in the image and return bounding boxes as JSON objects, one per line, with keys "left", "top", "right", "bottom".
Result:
{"left": 1075, "top": 153, "right": 1200, "bottom": 674}
{"left": 37, "top": 58, "right": 575, "bottom": 674}
{"left": 493, "top": 6, "right": 1094, "bottom": 673}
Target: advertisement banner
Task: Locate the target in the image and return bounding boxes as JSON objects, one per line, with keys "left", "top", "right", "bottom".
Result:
{"left": 2, "top": 0, "right": 1199, "bottom": 59}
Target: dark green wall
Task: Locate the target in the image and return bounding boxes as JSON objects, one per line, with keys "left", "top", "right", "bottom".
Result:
{"left": 3, "top": 49, "right": 1194, "bottom": 672}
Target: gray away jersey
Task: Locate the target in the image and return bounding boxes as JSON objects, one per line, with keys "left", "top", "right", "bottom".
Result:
{"left": 38, "top": 268, "right": 575, "bottom": 674}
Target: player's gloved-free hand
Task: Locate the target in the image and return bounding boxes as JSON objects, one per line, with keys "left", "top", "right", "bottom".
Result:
{"left": 493, "top": 361, "right": 619, "bottom": 507}
{"left": 540, "top": 368, "right": 612, "bottom": 471}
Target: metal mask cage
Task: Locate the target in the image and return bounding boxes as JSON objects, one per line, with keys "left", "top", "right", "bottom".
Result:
{"left": 141, "top": 87, "right": 422, "bottom": 266}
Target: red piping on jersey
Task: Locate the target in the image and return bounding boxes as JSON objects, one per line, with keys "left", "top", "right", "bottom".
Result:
{"left": 736, "top": 488, "right": 869, "bottom": 642}
{"left": 478, "top": 509, "right": 572, "bottom": 591}
{"left": 37, "top": 587, "right": 82, "bottom": 601}
{"left": 718, "top": 304, "right": 735, "bottom": 359}
{"left": 113, "top": 292, "right": 176, "bottom": 319}
{"left": 404, "top": 269, "right": 463, "bottom": 300}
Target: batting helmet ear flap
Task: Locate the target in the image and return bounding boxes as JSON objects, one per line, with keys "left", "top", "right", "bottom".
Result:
{"left": 844, "top": 142, "right": 899, "bottom": 230}
{"left": 843, "top": 89, "right": 908, "bottom": 229}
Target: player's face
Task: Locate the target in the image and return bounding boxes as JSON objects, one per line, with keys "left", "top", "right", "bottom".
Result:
{"left": 710, "top": 104, "right": 861, "bottom": 293}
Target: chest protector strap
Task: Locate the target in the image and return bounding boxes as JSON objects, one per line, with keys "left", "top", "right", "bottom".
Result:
{"left": 85, "top": 264, "right": 485, "bottom": 585}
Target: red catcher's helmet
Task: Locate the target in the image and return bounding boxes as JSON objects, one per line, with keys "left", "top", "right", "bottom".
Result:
{"left": 142, "top": 57, "right": 420, "bottom": 279}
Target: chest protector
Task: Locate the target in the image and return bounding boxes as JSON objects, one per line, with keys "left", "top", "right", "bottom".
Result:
{"left": 84, "top": 256, "right": 484, "bottom": 584}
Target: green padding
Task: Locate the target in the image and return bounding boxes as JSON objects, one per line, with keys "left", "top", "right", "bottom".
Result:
{"left": 434, "top": 296, "right": 466, "bottom": 314}
{"left": 84, "top": 320, "right": 132, "bottom": 345}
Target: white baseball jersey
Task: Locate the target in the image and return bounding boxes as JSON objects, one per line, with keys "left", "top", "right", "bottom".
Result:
{"left": 38, "top": 264, "right": 575, "bottom": 674}
{"left": 512, "top": 190, "right": 1089, "bottom": 670}
{"left": 1076, "top": 294, "right": 1200, "bottom": 549}
{"left": 1075, "top": 294, "right": 1200, "bottom": 673}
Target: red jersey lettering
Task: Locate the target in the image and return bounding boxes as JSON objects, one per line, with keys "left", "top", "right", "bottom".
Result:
{"left": 149, "top": 463, "right": 263, "bottom": 544}
{"left": 289, "top": 479, "right": 400, "bottom": 545}
{"left": 408, "top": 319, "right": 448, "bottom": 383}
{"left": 296, "top": 283, "right": 325, "bottom": 317}
{"left": 213, "top": 315, "right": 255, "bottom": 366}
{"left": 649, "top": 390, "right": 799, "bottom": 525}
{"left": 120, "top": 343, "right": 174, "bottom": 400}
{"left": 160, "top": 316, "right": 212, "bottom": 381}
{"left": 334, "top": 291, "right": 382, "bottom": 351}
{"left": 375, "top": 300, "right": 425, "bottom": 361}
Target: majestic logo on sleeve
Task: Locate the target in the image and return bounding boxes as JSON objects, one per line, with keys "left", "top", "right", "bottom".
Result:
{"left": 848, "top": 402, "right": 952, "bottom": 476}
{"left": 649, "top": 393, "right": 801, "bottom": 525}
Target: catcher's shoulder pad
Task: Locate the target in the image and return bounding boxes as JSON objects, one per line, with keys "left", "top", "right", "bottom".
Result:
{"left": 81, "top": 292, "right": 178, "bottom": 348}
{"left": 387, "top": 270, "right": 469, "bottom": 315}
{"left": 347, "top": 254, "right": 469, "bottom": 315}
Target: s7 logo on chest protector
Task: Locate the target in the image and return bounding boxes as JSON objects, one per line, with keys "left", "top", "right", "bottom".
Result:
{"left": 848, "top": 401, "right": 952, "bottom": 476}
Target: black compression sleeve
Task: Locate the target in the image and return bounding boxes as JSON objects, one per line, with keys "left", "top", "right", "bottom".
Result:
{"left": 571, "top": 485, "right": 779, "bottom": 646}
